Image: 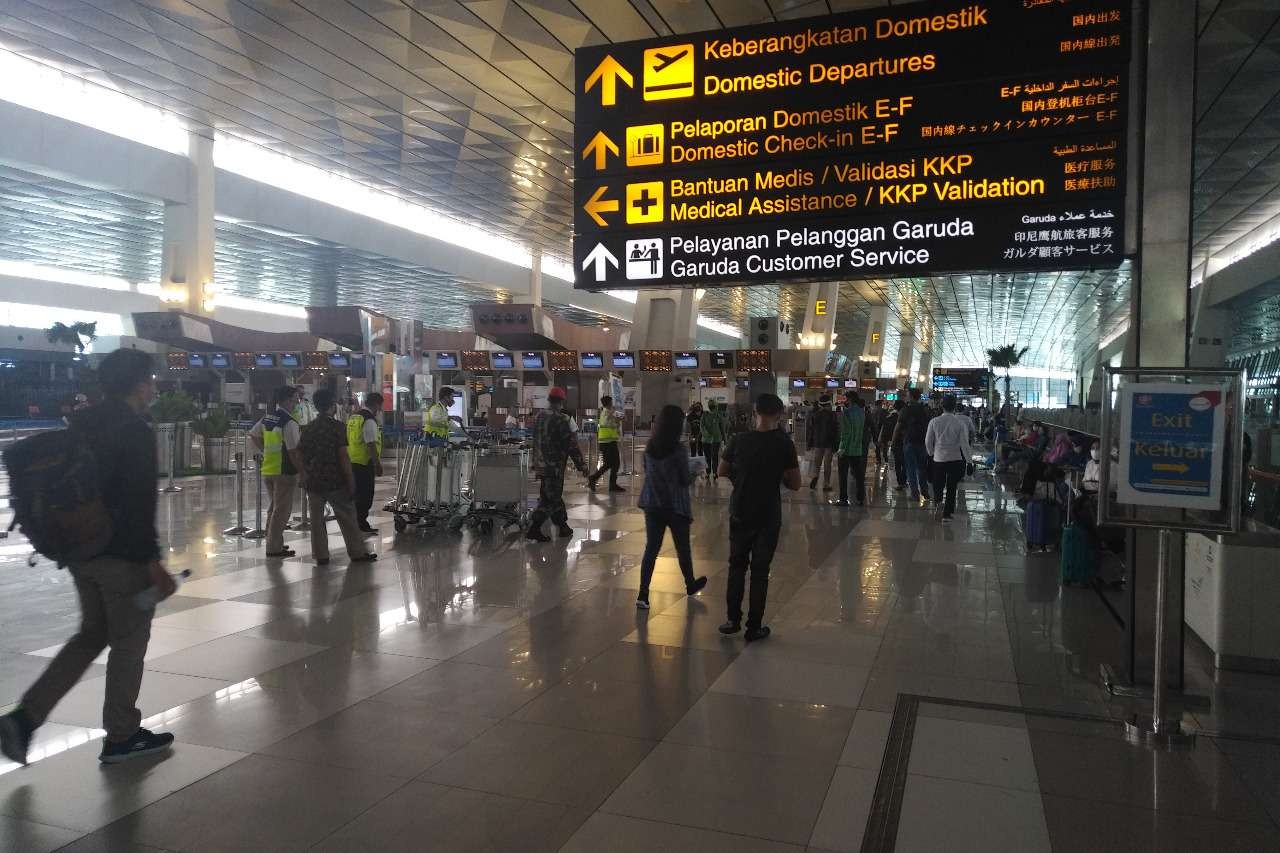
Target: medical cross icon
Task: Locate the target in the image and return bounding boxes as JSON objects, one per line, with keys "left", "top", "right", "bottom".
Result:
{"left": 626, "top": 181, "right": 664, "bottom": 224}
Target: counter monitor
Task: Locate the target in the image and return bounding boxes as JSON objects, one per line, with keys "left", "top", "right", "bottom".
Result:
{"left": 491, "top": 352, "right": 514, "bottom": 370}
{"left": 674, "top": 351, "right": 699, "bottom": 370}
{"left": 461, "top": 351, "right": 490, "bottom": 371}
{"left": 708, "top": 351, "right": 734, "bottom": 370}
{"left": 825, "top": 379, "right": 841, "bottom": 388}
{"left": 255, "top": 353, "right": 277, "bottom": 368}
{"left": 521, "top": 352, "right": 545, "bottom": 370}
{"left": 435, "top": 351, "right": 459, "bottom": 370}
{"left": 548, "top": 350, "right": 578, "bottom": 372}
{"left": 209, "top": 353, "right": 231, "bottom": 369}
{"left": 580, "top": 351, "right": 604, "bottom": 370}
{"left": 611, "top": 351, "right": 635, "bottom": 369}
{"left": 185, "top": 353, "right": 206, "bottom": 369}
{"left": 279, "top": 352, "right": 301, "bottom": 368}
{"left": 327, "top": 352, "right": 351, "bottom": 369}
{"left": 791, "top": 378, "right": 806, "bottom": 389}
{"left": 640, "top": 350, "right": 672, "bottom": 372}
{"left": 737, "top": 350, "right": 772, "bottom": 373}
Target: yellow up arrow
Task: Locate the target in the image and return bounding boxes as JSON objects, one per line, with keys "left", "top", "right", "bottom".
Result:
{"left": 583, "top": 185, "right": 619, "bottom": 227}
{"left": 585, "top": 55, "right": 633, "bottom": 106}
{"left": 582, "top": 130, "right": 619, "bottom": 170}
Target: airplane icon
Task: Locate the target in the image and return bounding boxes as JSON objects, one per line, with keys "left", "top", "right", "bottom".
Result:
{"left": 643, "top": 44, "right": 694, "bottom": 101}
{"left": 651, "top": 48, "right": 687, "bottom": 73}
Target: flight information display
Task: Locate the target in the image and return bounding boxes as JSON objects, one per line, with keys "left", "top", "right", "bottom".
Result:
{"left": 932, "top": 366, "right": 991, "bottom": 394}
{"left": 548, "top": 350, "right": 579, "bottom": 372}
{"left": 574, "top": 0, "right": 1128, "bottom": 290}
{"left": 641, "top": 350, "right": 673, "bottom": 372}
{"left": 708, "top": 350, "right": 734, "bottom": 369}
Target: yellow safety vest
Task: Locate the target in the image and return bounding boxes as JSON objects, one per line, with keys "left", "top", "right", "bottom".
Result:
{"left": 259, "top": 410, "right": 295, "bottom": 476}
{"left": 346, "top": 411, "right": 382, "bottom": 466}
{"left": 597, "top": 410, "right": 620, "bottom": 443}
{"left": 425, "top": 402, "right": 450, "bottom": 439}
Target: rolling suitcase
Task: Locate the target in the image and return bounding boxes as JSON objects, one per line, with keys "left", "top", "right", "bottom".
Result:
{"left": 1024, "top": 482, "right": 1061, "bottom": 552}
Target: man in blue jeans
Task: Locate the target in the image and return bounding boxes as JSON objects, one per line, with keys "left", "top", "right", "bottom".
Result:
{"left": 894, "top": 387, "right": 933, "bottom": 503}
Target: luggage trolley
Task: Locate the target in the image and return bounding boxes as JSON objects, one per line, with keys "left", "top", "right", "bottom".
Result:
{"left": 387, "top": 439, "right": 467, "bottom": 533}
{"left": 460, "top": 442, "right": 531, "bottom": 535}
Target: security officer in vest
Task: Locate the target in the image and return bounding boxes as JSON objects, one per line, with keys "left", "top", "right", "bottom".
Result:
{"left": 250, "top": 386, "right": 306, "bottom": 557}
{"left": 526, "top": 387, "right": 587, "bottom": 542}
{"left": 346, "top": 391, "right": 384, "bottom": 534}
{"left": 587, "top": 394, "right": 624, "bottom": 492}
{"left": 424, "top": 386, "right": 455, "bottom": 445}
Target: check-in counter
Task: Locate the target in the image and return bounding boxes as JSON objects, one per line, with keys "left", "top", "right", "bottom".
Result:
{"left": 1184, "top": 519, "right": 1280, "bottom": 673}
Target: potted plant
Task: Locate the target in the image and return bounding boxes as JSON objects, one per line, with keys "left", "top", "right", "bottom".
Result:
{"left": 192, "top": 407, "right": 232, "bottom": 473}
{"left": 151, "top": 390, "right": 199, "bottom": 475}
{"left": 986, "top": 344, "right": 1028, "bottom": 415}
{"left": 45, "top": 320, "right": 98, "bottom": 354}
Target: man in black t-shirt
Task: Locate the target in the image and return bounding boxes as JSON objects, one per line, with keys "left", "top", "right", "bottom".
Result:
{"left": 893, "top": 387, "right": 933, "bottom": 502}
{"left": 717, "top": 393, "right": 802, "bottom": 642}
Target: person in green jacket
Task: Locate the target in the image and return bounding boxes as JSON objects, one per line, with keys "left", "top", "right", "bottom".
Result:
{"left": 835, "top": 389, "right": 869, "bottom": 506}
{"left": 699, "top": 399, "right": 727, "bottom": 482}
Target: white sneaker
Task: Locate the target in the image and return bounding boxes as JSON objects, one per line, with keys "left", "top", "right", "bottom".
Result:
{"left": 636, "top": 599, "right": 650, "bottom": 610}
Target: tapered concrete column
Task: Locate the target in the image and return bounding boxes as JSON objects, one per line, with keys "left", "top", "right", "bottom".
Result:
{"left": 631, "top": 289, "right": 699, "bottom": 419}
{"left": 895, "top": 333, "right": 916, "bottom": 387}
{"left": 801, "top": 282, "right": 839, "bottom": 373}
{"left": 161, "top": 131, "right": 214, "bottom": 315}
{"left": 529, "top": 249, "right": 543, "bottom": 307}
{"left": 917, "top": 351, "right": 933, "bottom": 392}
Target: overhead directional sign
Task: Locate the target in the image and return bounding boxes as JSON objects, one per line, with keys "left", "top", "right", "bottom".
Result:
{"left": 1117, "top": 383, "right": 1229, "bottom": 511}
{"left": 573, "top": 0, "right": 1130, "bottom": 290}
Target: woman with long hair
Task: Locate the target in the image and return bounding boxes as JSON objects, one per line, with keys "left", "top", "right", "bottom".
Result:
{"left": 636, "top": 404, "right": 708, "bottom": 609}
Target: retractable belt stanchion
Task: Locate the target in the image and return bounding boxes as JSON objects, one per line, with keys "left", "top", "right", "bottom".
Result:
{"left": 243, "top": 454, "right": 266, "bottom": 539}
{"left": 223, "top": 451, "right": 250, "bottom": 536}
{"left": 161, "top": 426, "right": 183, "bottom": 494}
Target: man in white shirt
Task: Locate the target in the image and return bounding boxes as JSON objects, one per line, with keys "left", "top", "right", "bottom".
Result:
{"left": 924, "top": 395, "right": 972, "bottom": 522}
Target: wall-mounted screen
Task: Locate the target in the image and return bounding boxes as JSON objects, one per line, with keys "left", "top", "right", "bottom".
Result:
{"left": 674, "top": 351, "right": 699, "bottom": 370}
{"left": 825, "top": 379, "right": 841, "bottom": 388}
{"left": 209, "top": 353, "right": 230, "bottom": 369}
{"left": 580, "top": 351, "right": 604, "bottom": 369}
{"left": 844, "top": 379, "right": 858, "bottom": 388}
{"left": 461, "top": 351, "right": 490, "bottom": 371}
{"left": 328, "top": 352, "right": 351, "bottom": 369}
{"left": 640, "top": 350, "right": 672, "bottom": 372}
{"left": 521, "top": 351, "right": 545, "bottom": 369}
{"left": 491, "top": 352, "right": 514, "bottom": 369}
{"left": 548, "top": 350, "right": 578, "bottom": 372}
{"left": 303, "top": 351, "right": 328, "bottom": 370}
{"left": 186, "top": 353, "right": 207, "bottom": 369}
{"left": 611, "top": 351, "right": 635, "bottom": 369}
{"left": 791, "top": 378, "right": 806, "bottom": 389}
{"left": 709, "top": 351, "right": 734, "bottom": 369}
{"left": 279, "top": 352, "right": 300, "bottom": 368}
{"left": 255, "top": 353, "right": 277, "bottom": 368}
{"left": 435, "top": 351, "right": 459, "bottom": 370}
{"left": 737, "top": 350, "right": 772, "bottom": 373}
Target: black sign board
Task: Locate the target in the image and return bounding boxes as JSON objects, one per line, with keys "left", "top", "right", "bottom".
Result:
{"left": 932, "top": 366, "right": 991, "bottom": 395}
{"left": 574, "top": 0, "right": 1128, "bottom": 290}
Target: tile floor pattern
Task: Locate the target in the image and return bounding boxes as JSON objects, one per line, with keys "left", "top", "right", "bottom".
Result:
{"left": 0, "top": 457, "right": 1279, "bottom": 851}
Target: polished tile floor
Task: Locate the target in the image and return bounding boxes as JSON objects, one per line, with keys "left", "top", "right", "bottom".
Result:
{"left": 2, "top": 452, "right": 1280, "bottom": 852}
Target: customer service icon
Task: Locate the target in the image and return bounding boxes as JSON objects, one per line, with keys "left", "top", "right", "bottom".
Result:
{"left": 626, "top": 239, "right": 663, "bottom": 280}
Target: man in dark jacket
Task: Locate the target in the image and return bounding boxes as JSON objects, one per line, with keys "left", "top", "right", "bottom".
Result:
{"left": 1, "top": 348, "right": 176, "bottom": 767}
{"left": 526, "top": 387, "right": 587, "bottom": 542}
{"left": 807, "top": 395, "right": 839, "bottom": 491}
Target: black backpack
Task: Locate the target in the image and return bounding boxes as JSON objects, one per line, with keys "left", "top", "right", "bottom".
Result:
{"left": 4, "top": 429, "right": 113, "bottom": 566}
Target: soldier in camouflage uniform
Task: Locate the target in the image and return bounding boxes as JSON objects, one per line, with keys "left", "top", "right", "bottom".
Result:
{"left": 526, "top": 387, "right": 587, "bottom": 542}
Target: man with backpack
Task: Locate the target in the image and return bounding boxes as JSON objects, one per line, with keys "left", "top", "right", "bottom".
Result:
{"left": 1, "top": 348, "right": 176, "bottom": 766}
{"left": 250, "top": 386, "right": 306, "bottom": 558}
{"left": 526, "top": 387, "right": 588, "bottom": 542}
{"left": 300, "top": 389, "right": 376, "bottom": 565}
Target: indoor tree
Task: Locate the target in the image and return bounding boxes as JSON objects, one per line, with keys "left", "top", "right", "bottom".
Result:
{"left": 986, "top": 344, "right": 1028, "bottom": 405}
{"left": 45, "top": 320, "right": 98, "bottom": 354}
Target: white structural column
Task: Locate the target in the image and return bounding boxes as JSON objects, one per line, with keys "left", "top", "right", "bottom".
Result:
{"left": 631, "top": 289, "right": 699, "bottom": 418}
{"left": 917, "top": 350, "right": 933, "bottom": 392}
{"left": 860, "top": 306, "right": 889, "bottom": 385}
{"left": 161, "top": 131, "right": 215, "bottom": 315}
{"left": 801, "top": 281, "right": 839, "bottom": 373}
{"left": 895, "top": 332, "right": 916, "bottom": 386}
{"left": 529, "top": 249, "right": 543, "bottom": 307}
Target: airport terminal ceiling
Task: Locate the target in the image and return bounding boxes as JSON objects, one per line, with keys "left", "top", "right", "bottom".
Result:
{"left": 0, "top": 1, "right": 1275, "bottom": 369}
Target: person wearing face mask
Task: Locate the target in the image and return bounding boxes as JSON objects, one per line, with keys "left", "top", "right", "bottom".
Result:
{"left": 1082, "top": 441, "right": 1101, "bottom": 494}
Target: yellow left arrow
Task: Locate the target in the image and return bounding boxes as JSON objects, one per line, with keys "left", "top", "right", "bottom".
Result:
{"left": 585, "top": 55, "right": 633, "bottom": 106}
{"left": 583, "top": 185, "right": 619, "bottom": 227}
{"left": 582, "top": 130, "right": 619, "bottom": 170}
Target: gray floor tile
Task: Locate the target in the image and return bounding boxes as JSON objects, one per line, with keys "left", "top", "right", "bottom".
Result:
{"left": 808, "top": 766, "right": 878, "bottom": 853}
{"left": 513, "top": 674, "right": 699, "bottom": 739}
{"left": 665, "top": 692, "right": 856, "bottom": 761}
{"left": 0, "top": 815, "right": 82, "bottom": 853}
{"left": 1040, "top": 793, "right": 1280, "bottom": 852}
{"left": 602, "top": 741, "right": 835, "bottom": 845}
{"left": 372, "top": 660, "right": 550, "bottom": 718}
{"left": 419, "top": 718, "right": 653, "bottom": 808}
{"left": 838, "top": 710, "right": 893, "bottom": 769}
{"left": 909, "top": 716, "right": 1041, "bottom": 791}
{"left": 311, "top": 780, "right": 589, "bottom": 853}
{"left": 711, "top": 653, "right": 870, "bottom": 709}
{"left": 561, "top": 812, "right": 804, "bottom": 853}
{"left": 895, "top": 774, "right": 1051, "bottom": 853}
